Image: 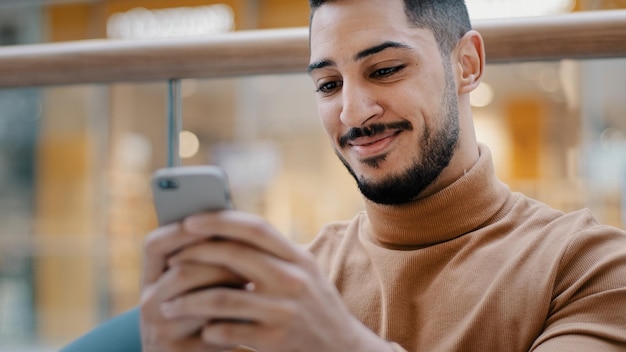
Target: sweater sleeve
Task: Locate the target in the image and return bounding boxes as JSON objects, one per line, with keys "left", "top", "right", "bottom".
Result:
{"left": 530, "top": 225, "right": 626, "bottom": 351}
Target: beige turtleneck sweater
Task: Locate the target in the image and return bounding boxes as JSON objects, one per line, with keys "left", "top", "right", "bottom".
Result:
{"left": 307, "top": 145, "right": 626, "bottom": 351}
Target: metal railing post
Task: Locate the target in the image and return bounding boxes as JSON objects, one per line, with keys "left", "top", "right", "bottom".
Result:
{"left": 167, "top": 79, "right": 182, "bottom": 167}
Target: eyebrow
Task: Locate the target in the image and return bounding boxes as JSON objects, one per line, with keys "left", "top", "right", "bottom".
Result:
{"left": 307, "top": 59, "right": 335, "bottom": 74}
{"left": 307, "top": 41, "right": 412, "bottom": 74}
{"left": 354, "top": 41, "right": 411, "bottom": 61}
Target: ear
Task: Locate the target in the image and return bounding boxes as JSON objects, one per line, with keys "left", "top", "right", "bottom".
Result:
{"left": 454, "top": 30, "right": 485, "bottom": 95}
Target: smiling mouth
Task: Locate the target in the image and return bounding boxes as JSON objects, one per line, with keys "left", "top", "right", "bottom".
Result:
{"left": 346, "top": 130, "right": 403, "bottom": 159}
{"left": 339, "top": 121, "right": 413, "bottom": 149}
{"left": 348, "top": 130, "right": 402, "bottom": 147}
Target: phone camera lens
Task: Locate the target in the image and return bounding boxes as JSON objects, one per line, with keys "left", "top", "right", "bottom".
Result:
{"left": 158, "top": 178, "right": 179, "bottom": 190}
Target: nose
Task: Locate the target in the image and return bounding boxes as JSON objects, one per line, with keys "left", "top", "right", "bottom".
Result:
{"left": 339, "top": 81, "right": 383, "bottom": 127}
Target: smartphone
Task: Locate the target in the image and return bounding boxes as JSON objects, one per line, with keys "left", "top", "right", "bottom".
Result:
{"left": 151, "top": 165, "right": 233, "bottom": 226}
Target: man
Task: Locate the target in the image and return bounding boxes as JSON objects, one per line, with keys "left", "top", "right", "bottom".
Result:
{"left": 140, "top": 0, "right": 626, "bottom": 351}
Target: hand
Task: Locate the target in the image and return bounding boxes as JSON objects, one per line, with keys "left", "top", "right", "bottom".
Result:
{"left": 160, "top": 210, "right": 395, "bottom": 352}
{"left": 140, "top": 222, "right": 247, "bottom": 352}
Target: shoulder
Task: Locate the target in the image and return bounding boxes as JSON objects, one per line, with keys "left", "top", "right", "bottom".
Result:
{"left": 304, "top": 212, "right": 368, "bottom": 271}
{"left": 516, "top": 201, "right": 626, "bottom": 301}
{"left": 549, "top": 207, "right": 626, "bottom": 273}
{"left": 306, "top": 212, "right": 365, "bottom": 252}
{"left": 529, "top": 209, "right": 626, "bottom": 348}
{"left": 504, "top": 193, "right": 619, "bottom": 242}
{"left": 490, "top": 195, "right": 626, "bottom": 277}
{"left": 553, "top": 208, "right": 626, "bottom": 276}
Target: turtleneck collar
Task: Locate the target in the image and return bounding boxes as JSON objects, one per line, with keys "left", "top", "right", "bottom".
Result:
{"left": 363, "top": 144, "right": 513, "bottom": 248}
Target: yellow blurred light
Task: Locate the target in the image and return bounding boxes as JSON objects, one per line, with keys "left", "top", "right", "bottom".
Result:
{"left": 179, "top": 131, "right": 200, "bottom": 159}
{"left": 471, "top": 82, "right": 494, "bottom": 108}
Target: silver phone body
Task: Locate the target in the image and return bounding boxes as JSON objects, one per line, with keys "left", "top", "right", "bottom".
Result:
{"left": 151, "top": 165, "right": 233, "bottom": 226}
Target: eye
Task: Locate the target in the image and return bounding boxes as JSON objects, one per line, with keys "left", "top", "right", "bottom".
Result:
{"left": 371, "top": 64, "right": 406, "bottom": 78}
{"left": 316, "top": 80, "right": 343, "bottom": 95}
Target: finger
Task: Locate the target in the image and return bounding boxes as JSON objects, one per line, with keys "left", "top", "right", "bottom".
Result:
{"left": 141, "top": 267, "right": 238, "bottom": 349}
{"left": 161, "top": 287, "right": 293, "bottom": 325}
{"left": 142, "top": 223, "right": 206, "bottom": 286}
{"left": 201, "top": 320, "right": 274, "bottom": 350}
{"left": 143, "top": 262, "right": 247, "bottom": 319}
{"left": 168, "top": 240, "right": 306, "bottom": 296}
{"left": 144, "top": 316, "right": 206, "bottom": 343}
{"left": 167, "top": 335, "right": 238, "bottom": 352}
{"left": 183, "top": 210, "right": 305, "bottom": 264}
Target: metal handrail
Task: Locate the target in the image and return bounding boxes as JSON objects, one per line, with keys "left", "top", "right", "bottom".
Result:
{"left": 0, "top": 10, "right": 625, "bottom": 87}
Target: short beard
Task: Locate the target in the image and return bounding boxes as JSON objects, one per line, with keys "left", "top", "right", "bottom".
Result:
{"left": 337, "top": 63, "right": 460, "bottom": 205}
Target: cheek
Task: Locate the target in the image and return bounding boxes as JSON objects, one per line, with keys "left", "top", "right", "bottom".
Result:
{"left": 316, "top": 100, "right": 341, "bottom": 136}
{"left": 399, "top": 82, "right": 444, "bottom": 126}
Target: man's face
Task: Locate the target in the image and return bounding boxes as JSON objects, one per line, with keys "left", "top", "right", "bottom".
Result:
{"left": 308, "top": 0, "right": 460, "bottom": 205}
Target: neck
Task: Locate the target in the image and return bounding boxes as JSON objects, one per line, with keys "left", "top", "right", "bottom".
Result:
{"left": 419, "top": 137, "right": 479, "bottom": 200}
{"left": 363, "top": 144, "right": 511, "bottom": 248}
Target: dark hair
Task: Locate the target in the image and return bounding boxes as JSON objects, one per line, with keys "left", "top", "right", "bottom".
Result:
{"left": 309, "top": 0, "right": 472, "bottom": 56}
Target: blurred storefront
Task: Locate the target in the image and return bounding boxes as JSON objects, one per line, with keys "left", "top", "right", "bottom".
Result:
{"left": 0, "top": 0, "right": 625, "bottom": 350}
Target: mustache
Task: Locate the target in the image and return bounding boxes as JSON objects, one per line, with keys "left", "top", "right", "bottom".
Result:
{"left": 339, "top": 121, "right": 413, "bottom": 148}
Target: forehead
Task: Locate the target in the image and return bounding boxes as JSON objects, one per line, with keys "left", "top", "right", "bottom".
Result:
{"left": 310, "top": 0, "right": 408, "bottom": 42}
{"left": 309, "top": 0, "right": 437, "bottom": 64}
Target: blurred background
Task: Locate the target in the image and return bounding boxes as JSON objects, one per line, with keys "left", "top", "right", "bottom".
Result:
{"left": 0, "top": 0, "right": 625, "bottom": 350}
